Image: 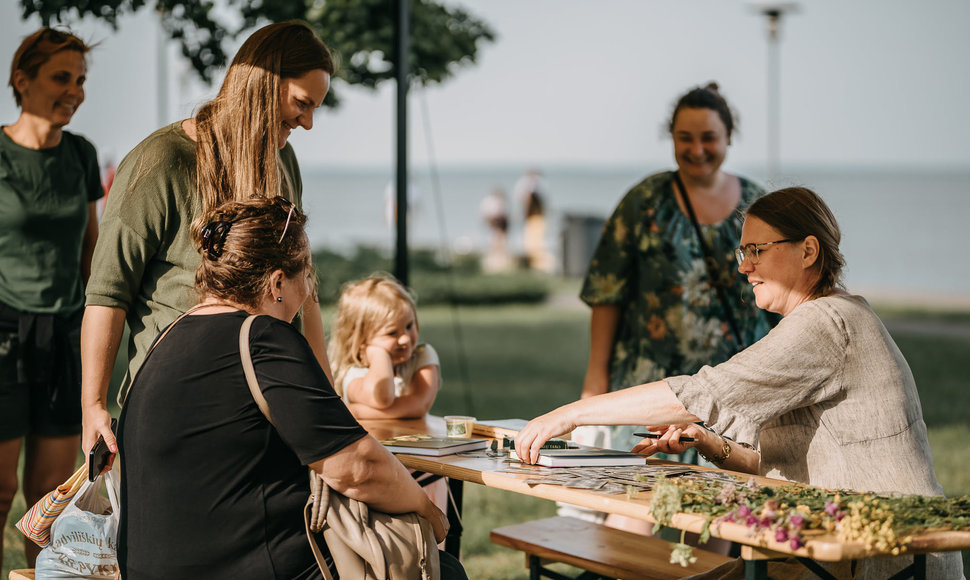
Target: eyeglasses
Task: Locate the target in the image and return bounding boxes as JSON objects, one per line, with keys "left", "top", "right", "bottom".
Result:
{"left": 734, "top": 239, "right": 798, "bottom": 265}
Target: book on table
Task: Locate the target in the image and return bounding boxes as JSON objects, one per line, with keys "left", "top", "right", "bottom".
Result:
{"left": 381, "top": 434, "right": 489, "bottom": 456}
{"left": 509, "top": 447, "right": 647, "bottom": 467}
{"left": 471, "top": 418, "right": 530, "bottom": 439}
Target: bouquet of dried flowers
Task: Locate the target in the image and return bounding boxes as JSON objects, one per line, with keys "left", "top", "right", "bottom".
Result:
{"left": 636, "top": 472, "right": 970, "bottom": 567}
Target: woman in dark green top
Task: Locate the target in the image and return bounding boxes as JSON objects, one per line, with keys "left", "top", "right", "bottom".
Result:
{"left": 0, "top": 27, "right": 103, "bottom": 567}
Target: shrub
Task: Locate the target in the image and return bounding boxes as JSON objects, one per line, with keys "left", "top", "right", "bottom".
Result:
{"left": 311, "top": 245, "right": 550, "bottom": 306}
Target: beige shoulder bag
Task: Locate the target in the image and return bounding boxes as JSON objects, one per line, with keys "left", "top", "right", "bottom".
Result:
{"left": 239, "top": 315, "right": 440, "bottom": 580}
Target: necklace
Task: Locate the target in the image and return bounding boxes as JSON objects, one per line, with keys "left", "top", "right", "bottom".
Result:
{"left": 188, "top": 301, "right": 247, "bottom": 314}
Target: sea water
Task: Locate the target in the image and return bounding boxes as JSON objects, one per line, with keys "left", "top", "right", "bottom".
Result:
{"left": 300, "top": 166, "right": 970, "bottom": 306}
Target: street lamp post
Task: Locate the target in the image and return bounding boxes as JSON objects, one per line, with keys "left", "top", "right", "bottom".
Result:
{"left": 748, "top": 1, "right": 799, "bottom": 183}
{"left": 395, "top": 0, "right": 411, "bottom": 286}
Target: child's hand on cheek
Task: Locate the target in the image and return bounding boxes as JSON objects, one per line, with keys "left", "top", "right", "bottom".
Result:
{"left": 363, "top": 344, "right": 393, "bottom": 367}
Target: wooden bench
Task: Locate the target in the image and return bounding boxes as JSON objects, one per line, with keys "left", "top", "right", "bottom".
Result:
{"left": 490, "top": 516, "right": 733, "bottom": 580}
{"left": 9, "top": 571, "right": 34, "bottom": 580}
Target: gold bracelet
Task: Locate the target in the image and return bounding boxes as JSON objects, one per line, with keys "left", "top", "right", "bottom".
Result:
{"left": 698, "top": 432, "right": 731, "bottom": 465}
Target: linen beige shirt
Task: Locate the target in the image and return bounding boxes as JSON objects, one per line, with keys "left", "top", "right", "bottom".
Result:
{"left": 668, "top": 294, "right": 963, "bottom": 578}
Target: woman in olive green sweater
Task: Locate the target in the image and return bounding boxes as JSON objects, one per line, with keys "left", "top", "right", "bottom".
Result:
{"left": 82, "top": 21, "right": 335, "bottom": 459}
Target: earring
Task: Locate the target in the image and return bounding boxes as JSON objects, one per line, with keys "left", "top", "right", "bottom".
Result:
{"left": 277, "top": 297, "right": 283, "bottom": 303}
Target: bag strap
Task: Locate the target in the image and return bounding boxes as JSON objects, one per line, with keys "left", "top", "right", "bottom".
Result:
{"left": 239, "top": 314, "right": 275, "bottom": 425}
{"left": 238, "top": 314, "right": 336, "bottom": 580}
{"left": 119, "top": 303, "right": 213, "bottom": 405}
{"left": 671, "top": 172, "right": 745, "bottom": 348}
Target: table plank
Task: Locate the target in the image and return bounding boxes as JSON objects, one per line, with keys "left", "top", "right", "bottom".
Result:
{"left": 361, "top": 417, "right": 970, "bottom": 563}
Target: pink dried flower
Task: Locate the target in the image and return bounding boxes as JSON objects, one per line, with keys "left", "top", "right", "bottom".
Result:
{"left": 825, "top": 501, "right": 839, "bottom": 516}
{"left": 790, "top": 536, "right": 802, "bottom": 550}
{"left": 789, "top": 514, "right": 805, "bottom": 528}
{"left": 775, "top": 528, "right": 789, "bottom": 542}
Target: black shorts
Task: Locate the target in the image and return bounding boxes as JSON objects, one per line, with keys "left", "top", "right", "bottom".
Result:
{"left": 0, "top": 304, "right": 83, "bottom": 440}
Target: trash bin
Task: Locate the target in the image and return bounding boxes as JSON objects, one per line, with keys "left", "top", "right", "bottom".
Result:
{"left": 560, "top": 213, "right": 605, "bottom": 278}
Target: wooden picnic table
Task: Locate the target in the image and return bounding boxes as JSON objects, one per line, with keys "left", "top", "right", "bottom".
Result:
{"left": 361, "top": 416, "right": 970, "bottom": 579}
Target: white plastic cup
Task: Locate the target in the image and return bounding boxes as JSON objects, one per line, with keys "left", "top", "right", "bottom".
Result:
{"left": 444, "top": 415, "right": 476, "bottom": 438}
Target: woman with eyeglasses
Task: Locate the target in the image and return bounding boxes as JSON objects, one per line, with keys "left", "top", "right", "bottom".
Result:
{"left": 0, "top": 28, "right": 103, "bottom": 567}
{"left": 81, "top": 21, "right": 336, "bottom": 463}
{"left": 116, "top": 196, "right": 465, "bottom": 579}
{"left": 517, "top": 187, "right": 962, "bottom": 579}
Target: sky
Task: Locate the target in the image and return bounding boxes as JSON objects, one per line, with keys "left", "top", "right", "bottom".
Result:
{"left": 2, "top": 0, "right": 969, "bottom": 174}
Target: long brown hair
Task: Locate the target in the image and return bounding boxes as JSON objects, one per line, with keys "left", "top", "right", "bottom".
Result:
{"left": 192, "top": 196, "right": 309, "bottom": 309}
{"left": 194, "top": 21, "right": 333, "bottom": 219}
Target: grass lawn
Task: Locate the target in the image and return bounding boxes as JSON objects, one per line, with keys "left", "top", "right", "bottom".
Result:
{"left": 3, "top": 293, "right": 968, "bottom": 578}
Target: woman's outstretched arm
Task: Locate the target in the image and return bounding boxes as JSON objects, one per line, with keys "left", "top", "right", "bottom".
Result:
{"left": 515, "top": 380, "right": 700, "bottom": 464}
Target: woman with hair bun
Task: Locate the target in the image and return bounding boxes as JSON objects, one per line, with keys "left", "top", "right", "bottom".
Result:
{"left": 0, "top": 27, "right": 103, "bottom": 567}
{"left": 578, "top": 83, "right": 775, "bottom": 449}
{"left": 576, "top": 83, "right": 775, "bottom": 536}
{"left": 82, "top": 20, "right": 336, "bottom": 462}
{"left": 117, "top": 196, "right": 466, "bottom": 579}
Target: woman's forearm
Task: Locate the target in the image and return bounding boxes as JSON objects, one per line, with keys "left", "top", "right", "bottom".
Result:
{"left": 695, "top": 429, "right": 760, "bottom": 474}
{"left": 301, "top": 295, "right": 335, "bottom": 386}
{"left": 582, "top": 304, "right": 620, "bottom": 398}
{"left": 80, "top": 305, "right": 127, "bottom": 453}
{"left": 315, "top": 435, "right": 435, "bottom": 515}
{"left": 81, "top": 305, "right": 126, "bottom": 409}
{"left": 516, "top": 380, "right": 700, "bottom": 463}
{"left": 574, "top": 380, "right": 700, "bottom": 427}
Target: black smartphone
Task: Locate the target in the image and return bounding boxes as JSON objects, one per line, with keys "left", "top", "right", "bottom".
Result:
{"left": 633, "top": 432, "right": 695, "bottom": 442}
{"left": 88, "top": 418, "right": 118, "bottom": 482}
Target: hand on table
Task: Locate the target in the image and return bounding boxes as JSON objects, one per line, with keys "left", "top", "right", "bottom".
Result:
{"left": 514, "top": 408, "right": 578, "bottom": 465}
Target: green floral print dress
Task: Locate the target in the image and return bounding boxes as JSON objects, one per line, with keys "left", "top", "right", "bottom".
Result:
{"left": 580, "top": 171, "right": 776, "bottom": 456}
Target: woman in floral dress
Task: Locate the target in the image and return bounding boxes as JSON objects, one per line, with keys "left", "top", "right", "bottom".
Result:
{"left": 579, "top": 84, "right": 776, "bottom": 462}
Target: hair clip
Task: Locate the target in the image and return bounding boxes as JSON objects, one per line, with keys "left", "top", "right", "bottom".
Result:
{"left": 201, "top": 221, "right": 232, "bottom": 259}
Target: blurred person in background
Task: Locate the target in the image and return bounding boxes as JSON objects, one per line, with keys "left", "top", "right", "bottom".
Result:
{"left": 514, "top": 168, "right": 553, "bottom": 272}
{"left": 0, "top": 27, "right": 103, "bottom": 567}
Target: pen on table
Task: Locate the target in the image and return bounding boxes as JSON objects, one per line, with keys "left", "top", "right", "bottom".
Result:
{"left": 633, "top": 432, "right": 695, "bottom": 442}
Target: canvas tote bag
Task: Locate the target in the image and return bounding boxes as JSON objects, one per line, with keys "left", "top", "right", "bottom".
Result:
{"left": 239, "top": 314, "right": 440, "bottom": 580}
